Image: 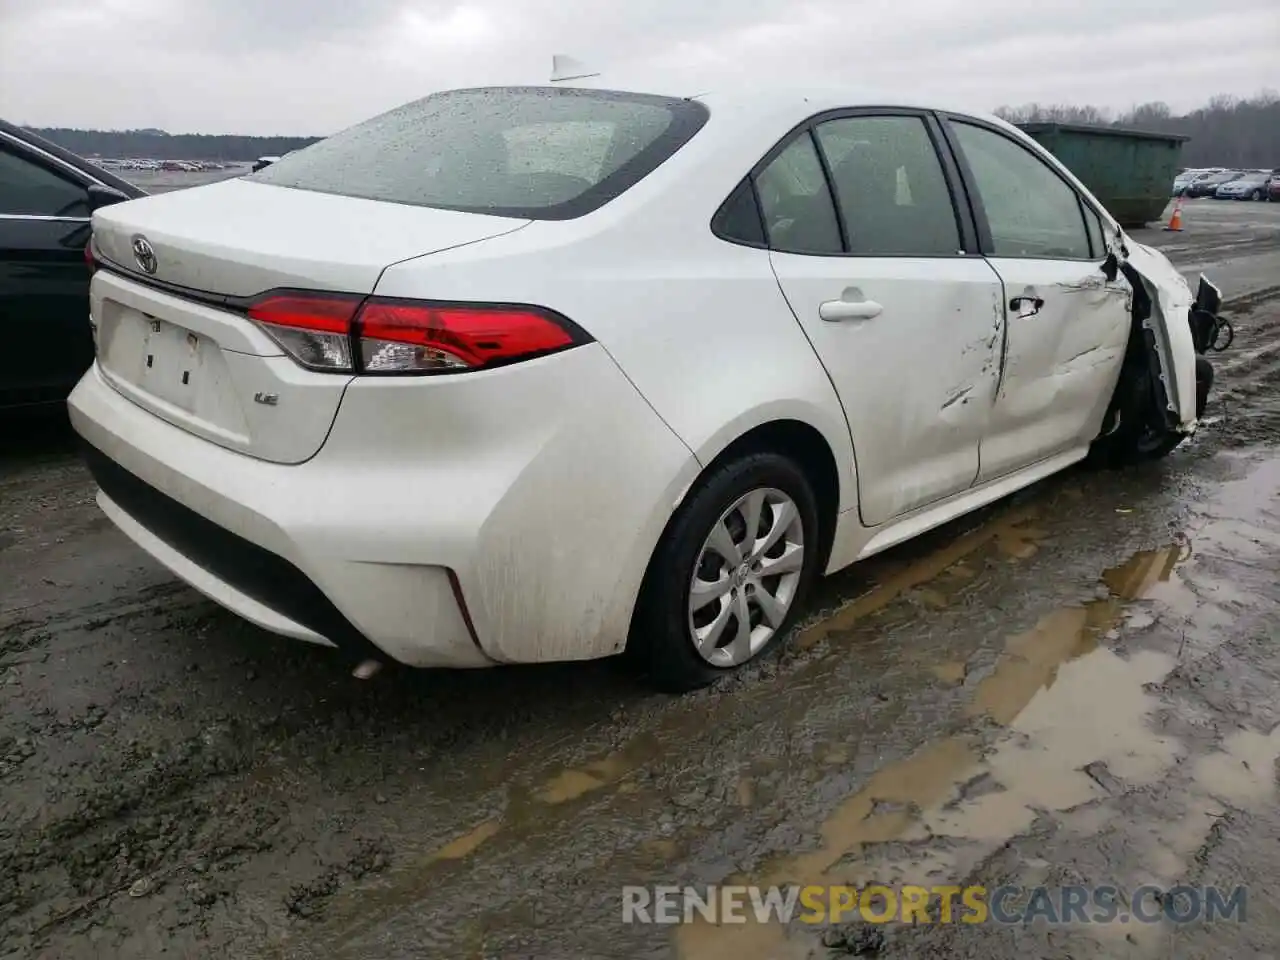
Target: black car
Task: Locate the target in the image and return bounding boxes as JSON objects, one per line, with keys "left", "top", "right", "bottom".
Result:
{"left": 1184, "top": 170, "right": 1242, "bottom": 198}
{"left": 0, "top": 119, "right": 144, "bottom": 410}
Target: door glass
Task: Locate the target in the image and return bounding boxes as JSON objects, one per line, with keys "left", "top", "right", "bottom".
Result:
{"left": 1083, "top": 205, "right": 1107, "bottom": 259}
{"left": 950, "top": 122, "right": 1090, "bottom": 260}
{"left": 0, "top": 148, "right": 89, "bottom": 217}
{"left": 754, "top": 134, "right": 842, "bottom": 255}
{"left": 815, "top": 116, "right": 961, "bottom": 256}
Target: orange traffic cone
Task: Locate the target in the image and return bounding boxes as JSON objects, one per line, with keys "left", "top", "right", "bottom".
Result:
{"left": 1164, "top": 197, "right": 1184, "bottom": 232}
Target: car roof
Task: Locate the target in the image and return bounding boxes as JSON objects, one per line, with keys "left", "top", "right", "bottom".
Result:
{"left": 696, "top": 86, "right": 1004, "bottom": 120}
{"left": 549, "top": 78, "right": 1017, "bottom": 137}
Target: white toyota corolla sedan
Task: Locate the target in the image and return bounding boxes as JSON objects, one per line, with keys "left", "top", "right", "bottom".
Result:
{"left": 70, "top": 83, "right": 1219, "bottom": 690}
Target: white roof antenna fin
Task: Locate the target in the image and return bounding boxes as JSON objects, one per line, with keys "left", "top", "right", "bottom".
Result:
{"left": 550, "top": 55, "right": 600, "bottom": 83}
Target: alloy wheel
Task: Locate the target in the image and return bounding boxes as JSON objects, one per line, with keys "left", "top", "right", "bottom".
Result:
{"left": 687, "top": 487, "right": 805, "bottom": 667}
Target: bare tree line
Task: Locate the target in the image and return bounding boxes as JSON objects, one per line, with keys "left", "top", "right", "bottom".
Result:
{"left": 26, "top": 128, "right": 320, "bottom": 163}
{"left": 995, "top": 91, "right": 1280, "bottom": 169}
{"left": 27, "top": 91, "right": 1280, "bottom": 170}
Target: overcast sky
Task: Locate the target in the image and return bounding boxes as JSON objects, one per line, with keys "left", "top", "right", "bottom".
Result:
{"left": 2, "top": 0, "right": 1277, "bottom": 135}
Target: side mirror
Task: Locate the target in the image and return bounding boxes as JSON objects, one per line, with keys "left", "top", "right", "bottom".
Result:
{"left": 86, "top": 183, "right": 131, "bottom": 211}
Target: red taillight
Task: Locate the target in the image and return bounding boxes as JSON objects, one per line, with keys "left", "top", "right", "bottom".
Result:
{"left": 247, "top": 294, "right": 359, "bottom": 334}
{"left": 357, "top": 301, "right": 578, "bottom": 372}
{"left": 248, "top": 293, "right": 361, "bottom": 372}
{"left": 246, "top": 291, "right": 588, "bottom": 375}
{"left": 85, "top": 241, "right": 96, "bottom": 275}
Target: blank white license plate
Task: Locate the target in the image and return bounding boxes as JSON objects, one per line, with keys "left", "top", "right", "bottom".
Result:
{"left": 133, "top": 314, "right": 208, "bottom": 412}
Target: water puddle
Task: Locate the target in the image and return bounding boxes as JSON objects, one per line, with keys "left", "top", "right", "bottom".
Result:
{"left": 1188, "top": 456, "right": 1280, "bottom": 563}
{"left": 797, "top": 507, "right": 1046, "bottom": 651}
{"left": 966, "top": 603, "right": 1117, "bottom": 724}
{"left": 930, "top": 661, "right": 968, "bottom": 685}
{"left": 940, "top": 647, "right": 1178, "bottom": 839}
{"left": 643, "top": 838, "right": 683, "bottom": 860}
{"left": 317, "top": 731, "right": 666, "bottom": 949}
{"left": 994, "top": 523, "right": 1049, "bottom": 559}
{"left": 677, "top": 547, "right": 1193, "bottom": 960}
{"left": 428, "top": 819, "right": 501, "bottom": 862}
{"left": 1102, "top": 539, "right": 1191, "bottom": 603}
{"left": 534, "top": 750, "right": 641, "bottom": 804}
{"left": 1192, "top": 725, "right": 1280, "bottom": 807}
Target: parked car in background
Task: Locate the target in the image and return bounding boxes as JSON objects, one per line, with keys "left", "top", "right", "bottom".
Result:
{"left": 1267, "top": 173, "right": 1280, "bottom": 202}
{"left": 1184, "top": 170, "right": 1243, "bottom": 198}
{"left": 1172, "top": 169, "right": 1221, "bottom": 195}
{"left": 1215, "top": 171, "right": 1271, "bottom": 200}
{"left": 251, "top": 156, "right": 281, "bottom": 172}
{"left": 0, "top": 119, "right": 144, "bottom": 410}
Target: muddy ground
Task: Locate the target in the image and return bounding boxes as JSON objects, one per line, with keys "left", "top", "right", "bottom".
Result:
{"left": 2, "top": 199, "right": 1280, "bottom": 960}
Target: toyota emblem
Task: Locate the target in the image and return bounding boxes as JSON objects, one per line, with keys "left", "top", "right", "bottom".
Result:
{"left": 131, "top": 235, "right": 158, "bottom": 275}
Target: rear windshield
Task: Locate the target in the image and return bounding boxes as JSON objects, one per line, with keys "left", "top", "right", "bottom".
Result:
{"left": 247, "top": 87, "right": 708, "bottom": 220}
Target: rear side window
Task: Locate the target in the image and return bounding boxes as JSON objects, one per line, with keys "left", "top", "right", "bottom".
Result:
{"left": 0, "top": 147, "right": 89, "bottom": 217}
{"left": 713, "top": 179, "right": 766, "bottom": 246}
{"left": 755, "top": 134, "right": 842, "bottom": 255}
{"left": 814, "top": 116, "right": 961, "bottom": 256}
{"left": 247, "top": 87, "right": 708, "bottom": 220}
{"left": 949, "top": 122, "right": 1090, "bottom": 260}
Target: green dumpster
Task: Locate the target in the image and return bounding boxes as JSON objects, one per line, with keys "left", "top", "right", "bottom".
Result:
{"left": 1016, "top": 122, "right": 1189, "bottom": 228}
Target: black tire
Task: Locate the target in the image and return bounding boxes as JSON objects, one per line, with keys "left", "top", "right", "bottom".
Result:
{"left": 1090, "top": 357, "right": 1212, "bottom": 467}
{"left": 628, "top": 452, "right": 821, "bottom": 692}
{"left": 1252, "top": 190, "right": 1263, "bottom": 201}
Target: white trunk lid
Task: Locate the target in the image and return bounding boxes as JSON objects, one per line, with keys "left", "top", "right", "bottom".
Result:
{"left": 89, "top": 179, "right": 528, "bottom": 464}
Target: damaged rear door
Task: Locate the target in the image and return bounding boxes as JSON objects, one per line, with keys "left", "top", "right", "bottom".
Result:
{"left": 941, "top": 117, "right": 1132, "bottom": 482}
{"left": 761, "top": 111, "right": 1004, "bottom": 527}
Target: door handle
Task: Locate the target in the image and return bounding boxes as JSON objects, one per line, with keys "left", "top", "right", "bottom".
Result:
{"left": 819, "top": 298, "right": 884, "bottom": 322}
{"left": 1010, "top": 295, "right": 1045, "bottom": 319}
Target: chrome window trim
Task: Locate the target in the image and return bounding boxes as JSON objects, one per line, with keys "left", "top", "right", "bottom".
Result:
{"left": 0, "top": 128, "right": 108, "bottom": 188}
{"left": 0, "top": 213, "right": 90, "bottom": 223}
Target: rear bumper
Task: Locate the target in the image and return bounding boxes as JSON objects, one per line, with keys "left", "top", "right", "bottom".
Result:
{"left": 95, "top": 486, "right": 333, "bottom": 647}
{"left": 69, "top": 344, "right": 698, "bottom": 666}
{"left": 70, "top": 364, "right": 489, "bottom": 668}
{"left": 82, "top": 443, "right": 413, "bottom": 658}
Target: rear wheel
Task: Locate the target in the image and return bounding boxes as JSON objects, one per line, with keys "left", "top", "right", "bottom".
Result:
{"left": 629, "top": 452, "right": 821, "bottom": 692}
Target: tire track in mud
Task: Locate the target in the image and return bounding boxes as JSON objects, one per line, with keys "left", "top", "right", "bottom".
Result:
{"left": 1, "top": 733, "right": 266, "bottom": 935}
{"left": 1203, "top": 291, "right": 1280, "bottom": 447}
{"left": 0, "top": 563, "right": 613, "bottom": 956}
{"left": 0, "top": 581, "right": 197, "bottom": 664}
{"left": 1162, "top": 234, "right": 1280, "bottom": 268}
{"left": 0, "top": 588, "right": 289, "bottom": 954}
{"left": 0, "top": 438, "right": 329, "bottom": 958}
